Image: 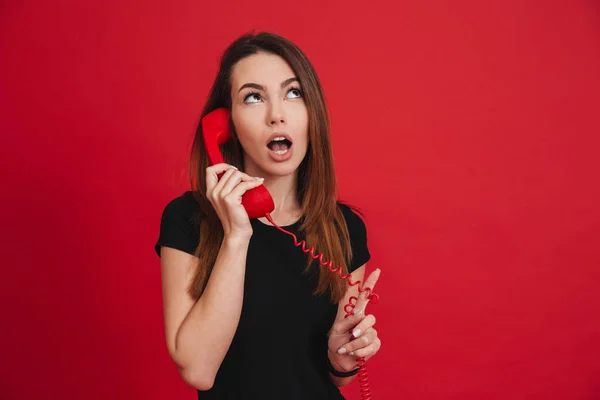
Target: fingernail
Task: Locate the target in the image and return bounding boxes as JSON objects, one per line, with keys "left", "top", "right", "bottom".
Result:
{"left": 231, "top": 166, "right": 238, "bottom": 170}
{"left": 337, "top": 347, "right": 347, "bottom": 355}
{"left": 349, "top": 351, "right": 355, "bottom": 356}
{"left": 355, "top": 309, "right": 364, "bottom": 316}
{"left": 352, "top": 328, "right": 361, "bottom": 338}
{"left": 255, "top": 177, "right": 264, "bottom": 180}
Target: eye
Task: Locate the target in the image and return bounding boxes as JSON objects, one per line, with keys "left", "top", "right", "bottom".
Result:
{"left": 286, "top": 87, "right": 303, "bottom": 99}
{"left": 243, "top": 91, "right": 262, "bottom": 104}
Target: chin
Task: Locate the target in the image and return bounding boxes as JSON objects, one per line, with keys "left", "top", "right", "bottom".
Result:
{"left": 263, "top": 161, "right": 302, "bottom": 178}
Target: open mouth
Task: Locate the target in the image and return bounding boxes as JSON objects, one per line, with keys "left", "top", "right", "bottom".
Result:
{"left": 267, "top": 137, "right": 293, "bottom": 154}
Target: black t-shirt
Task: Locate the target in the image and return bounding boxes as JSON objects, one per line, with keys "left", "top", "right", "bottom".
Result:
{"left": 154, "top": 191, "right": 371, "bottom": 400}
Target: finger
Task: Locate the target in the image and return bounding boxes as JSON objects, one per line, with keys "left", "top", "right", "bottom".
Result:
{"left": 206, "top": 164, "right": 237, "bottom": 195}
{"left": 220, "top": 170, "right": 262, "bottom": 198}
{"left": 211, "top": 167, "right": 239, "bottom": 200}
{"left": 351, "top": 338, "right": 381, "bottom": 359}
{"left": 330, "top": 314, "right": 364, "bottom": 336}
{"left": 349, "top": 328, "right": 375, "bottom": 352}
{"left": 224, "top": 178, "right": 267, "bottom": 204}
{"left": 353, "top": 268, "right": 381, "bottom": 315}
{"left": 336, "top": 327, "right": 376, "bottom": 355}
{"left": 350, "top": 314, "right": 376, "bottom": 339}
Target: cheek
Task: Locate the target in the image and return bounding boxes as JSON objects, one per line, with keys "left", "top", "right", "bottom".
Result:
{"left": 291, "top": 106, "right": 309, "bottom": 141}
{"left": 232, "top": 109, "right": 261, "bottom": 146}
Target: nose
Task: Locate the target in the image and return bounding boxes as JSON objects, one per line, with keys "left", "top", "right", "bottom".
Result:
{"left": 270, "top": 116, "right": 285, "bottom": 125}
{"left": 268, "top": 102, "right": 286, "bottom": 126}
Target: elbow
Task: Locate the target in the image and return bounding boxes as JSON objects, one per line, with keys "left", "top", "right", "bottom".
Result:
{"left": 169, "top": 341, "right": 218, "bottom": 390}
{"left": 169, "top": 346, "right": 216, "bottom": 390}
{"left": 190, "top": 377, "right": 215, "bottom": 392}
{"left": 179, "top": 364, "right": 216, "bottom": 391}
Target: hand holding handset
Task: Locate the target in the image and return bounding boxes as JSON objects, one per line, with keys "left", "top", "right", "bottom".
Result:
{"left": 201, "top": 108, "right": 379, "bottom": 399}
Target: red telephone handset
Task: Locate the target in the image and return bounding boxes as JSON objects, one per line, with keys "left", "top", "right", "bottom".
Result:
{"left": 201, "top": 107, "right": 378, "bottom": 399}
{"left": 201, "top": 108, "right": 275, "bottom": 219}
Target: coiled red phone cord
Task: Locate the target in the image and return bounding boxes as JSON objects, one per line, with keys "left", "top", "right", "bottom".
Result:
{"left": 265, "top": 213, "right": 380, "bottom": 400}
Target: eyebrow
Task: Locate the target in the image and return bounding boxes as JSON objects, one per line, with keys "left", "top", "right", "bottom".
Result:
{"left": 238, "top": 77, "right": 299, "bottom": 93}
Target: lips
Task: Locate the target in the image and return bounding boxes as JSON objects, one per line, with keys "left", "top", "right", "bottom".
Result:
{"left": 265, "top": 132, "right": 293, "bottom": 148}
{"left": 265, "top": 132, "right": 293, "bottom": 162}
{"left": 267, "top": 142, "right": 293, "bottom": 162}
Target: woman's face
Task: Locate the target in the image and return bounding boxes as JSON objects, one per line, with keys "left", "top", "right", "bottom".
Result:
{"left": 230, "top": 52, "right": 309, "bottom": 178}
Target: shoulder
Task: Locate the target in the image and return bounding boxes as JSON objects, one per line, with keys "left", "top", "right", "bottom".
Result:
{"left": 155, "top": 191, "right": 201, "bottom": 257}
{"left": 163, "top": 190, "right": 198, "bottom": 211}
{"left": 336, "top": 201, "right": 370, "bottom": 272}
{"left": 336, "top": 201, "right": 367, "bottom": 233}
{"left": 160, "top": 191, "right": 201, "bottom": 226}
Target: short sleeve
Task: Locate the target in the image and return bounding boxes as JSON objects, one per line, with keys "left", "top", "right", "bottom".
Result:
{"left": 338, "top": 202, "right": 371, "bottom": 273}
{"left": 154, "top": 191, "right": 201, "bottom": 257}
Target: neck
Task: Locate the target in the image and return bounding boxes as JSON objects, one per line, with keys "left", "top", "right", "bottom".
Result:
{"left": 243, "top": 162, "right": 301, "bottom": 221}
{"left": 262, "top": 174, "right": 300, "bottom": 214}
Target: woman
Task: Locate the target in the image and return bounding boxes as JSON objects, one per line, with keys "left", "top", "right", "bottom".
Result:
{"left": 155, "top": 31, "right": 382, "bottom": 399}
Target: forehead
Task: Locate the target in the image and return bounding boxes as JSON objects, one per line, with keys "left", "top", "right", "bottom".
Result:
{"left": 231, "top": 52, "right": 296, "bottom": 90}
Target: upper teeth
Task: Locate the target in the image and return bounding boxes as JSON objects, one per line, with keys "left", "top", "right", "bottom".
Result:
{"left": 272, "top": 137, "right": 286, "bottom": 142}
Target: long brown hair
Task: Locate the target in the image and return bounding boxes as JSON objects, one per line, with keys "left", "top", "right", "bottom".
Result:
{"left": 188, "top": 31, "right": 362, "bottom": 304}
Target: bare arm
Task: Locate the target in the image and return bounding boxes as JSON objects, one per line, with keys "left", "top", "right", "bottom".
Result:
{"left": 160, "top": 234, "right": 250, "bottom": 390}
{"left": 160, "top": 164, "right": 265, "bottom": 390}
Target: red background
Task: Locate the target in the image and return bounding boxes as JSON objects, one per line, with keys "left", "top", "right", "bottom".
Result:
{"left": 1, "top": 1, "right": 599, "bottom": 399}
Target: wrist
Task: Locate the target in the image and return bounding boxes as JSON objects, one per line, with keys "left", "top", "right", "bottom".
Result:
{"left": 223, "top": 233, "right": 251, "bottom": 247}
{"left": 327, "top": 350, "right": 360, "bottom": 377}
